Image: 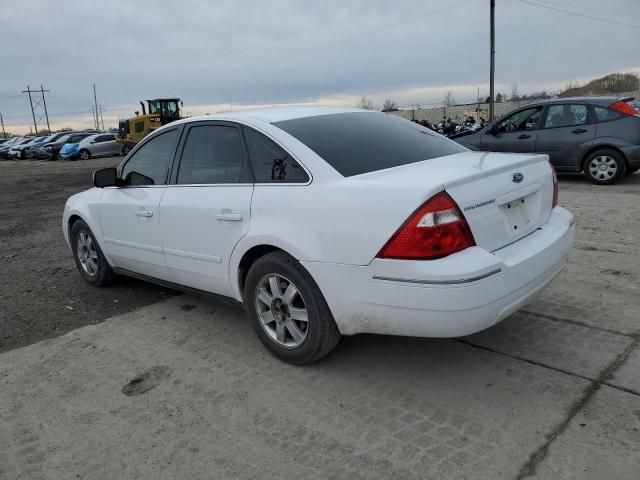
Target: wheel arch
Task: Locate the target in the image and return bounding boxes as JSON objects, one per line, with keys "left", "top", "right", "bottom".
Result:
{"left": 579, "top": 144, "right": 627, "bottom": 171}
{"left": 235, "top": 244, "right": 293, "bottom": 301}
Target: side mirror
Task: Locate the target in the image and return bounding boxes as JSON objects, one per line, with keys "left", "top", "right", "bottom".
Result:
{"left": 93, "top": 167, "right": 119, "bottom": 188}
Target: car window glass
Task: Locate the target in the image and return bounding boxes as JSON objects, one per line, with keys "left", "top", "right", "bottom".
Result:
{"left": 121, "top": 129, "right": 178, "bottom": 186}
{"left": 177, "top": 125, "right": 246, "bottom": 184}
{"left": 244, "top": 129, "right": 309, "bottom": 183}
{"left": 496, "top": 107, "right": 542, "bottom": 133}
{"left": 274, "top": 112, "right": 466, "bottom": 177}
{"left": 593, "top": 106, "right": 621, "bottom": 122}
{"left": 544, "top": 104, "right": 587, "bottom": 128}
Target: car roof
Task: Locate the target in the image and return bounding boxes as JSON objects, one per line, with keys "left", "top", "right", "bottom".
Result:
{"left": 520, "top": 96, "right": 624, "bottom": 108}
{"left": 173, "top": 106, "right": 369, "bottom": 126}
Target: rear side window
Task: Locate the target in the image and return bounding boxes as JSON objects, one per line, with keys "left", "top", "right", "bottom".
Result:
{"left": 177, "top": 125, "right": 248, "bottom": 184}
{"left": 244, "top": 128, "right": 309, "bottom": 183}
{"left": 543, "top": 104, "right": 588, "bottom": 128}
{"left": 274, "top": 112, "right": 466, "bottom": 177}
{"left": 593, "top": 106, "right": 621, "bottom": 122}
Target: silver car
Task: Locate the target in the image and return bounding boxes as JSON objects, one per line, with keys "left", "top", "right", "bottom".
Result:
{"left": 77, "top": 133, "right": 124, "bottom": 160}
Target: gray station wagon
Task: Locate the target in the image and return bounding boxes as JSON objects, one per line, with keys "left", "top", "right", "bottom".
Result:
{"left": 453, "top": 96, "right": 640, "bottom": 184}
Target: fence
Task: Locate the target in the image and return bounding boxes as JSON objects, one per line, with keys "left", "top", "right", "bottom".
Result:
{"left": 389, "top": 90, "right": 640, "bottom": 124}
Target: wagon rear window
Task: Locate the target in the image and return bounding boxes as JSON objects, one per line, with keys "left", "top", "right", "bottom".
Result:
{"left": 273, "top": 112, "right": 465, "bottom": 177}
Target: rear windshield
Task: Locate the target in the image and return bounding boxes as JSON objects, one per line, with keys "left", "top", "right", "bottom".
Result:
{"left": 273, "top": 112, "right": 466, "bottom": 177}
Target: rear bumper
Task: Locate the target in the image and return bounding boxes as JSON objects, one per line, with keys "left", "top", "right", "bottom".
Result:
{"left": 621, "top": 145, "right": 640, "bottom": 168}
{"left": 303, "top": 207, "right": 574, "bottom": 337}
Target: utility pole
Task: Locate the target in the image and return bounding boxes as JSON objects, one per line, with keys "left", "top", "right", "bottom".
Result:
{"left": 40, "top": 85, "right": 51, "bottom": 132}
{"left": 0, "top": 113, "right": 6, "bottom": 138}
{"left": 92, "top": 84, "right": 99, "bottom": 130}
{"left": 489, "top": 0, "right": 496, "bottom": 120}
{"left": 22, "top": 85, "right": 38, "bottom": 134}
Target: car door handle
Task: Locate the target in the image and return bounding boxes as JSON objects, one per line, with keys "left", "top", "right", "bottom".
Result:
{"left": 135, "top": 210, "right": 153, "bottom": 217}
{"left": 215, "top": 210, "right": 243, "bottom": 222}
{"left": 572, "top": 128, "right": 587, "bottom": 134}
{"left": 517, "top": 134, "right": 531, "bottom": 140}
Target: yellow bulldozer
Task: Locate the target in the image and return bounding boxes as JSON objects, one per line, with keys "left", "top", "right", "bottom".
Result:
{"left": 116, "top": 98, "right": 182, "bottom": 152}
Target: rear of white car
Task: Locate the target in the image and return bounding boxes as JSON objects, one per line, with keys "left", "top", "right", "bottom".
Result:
{"left": 269, "top": 111, "right": 575, "bottom": 338}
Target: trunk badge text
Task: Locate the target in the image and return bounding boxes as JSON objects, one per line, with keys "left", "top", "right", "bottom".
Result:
{"left": 512, "top": 172, "right": 524, "bottom": 183}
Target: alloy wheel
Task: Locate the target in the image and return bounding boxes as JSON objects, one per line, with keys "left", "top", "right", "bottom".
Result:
{"left": 76, "top": 230, "right": 99, "bottom": 276}
{"left": 589, "top": 155, "right": 617, "bottom": 181}
{"left": 254, "top": 273, "right": 309, "bottom": 348}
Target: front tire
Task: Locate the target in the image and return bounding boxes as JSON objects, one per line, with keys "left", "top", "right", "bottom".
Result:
{"left": 122, "top": 145, "right": 131, "bottom": 156}
{"left": 244, "top": 251, "right": 341, "bottom": 364}
{"left": 79, "top": 149, "right": 91, "bottom": 161}
{"left": 583, "top": 149, "right": 626, "bottom": 185}
{"left": 70, "top": 219, "right": 113, "bottom": 286}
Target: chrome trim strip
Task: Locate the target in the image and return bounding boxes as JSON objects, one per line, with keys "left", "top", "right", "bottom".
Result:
{"left": 104, "top": 237, "right": 163, "bottom": 253}
{"left": 164, "top": 247, "right": 222, "bottom": 263}
{"left": 372, "top": 268, "right": 502, "bottom": 285}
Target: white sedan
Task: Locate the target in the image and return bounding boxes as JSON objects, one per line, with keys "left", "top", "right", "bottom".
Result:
{"left": 62, "top": 106, "right": 575, "bottom": 364}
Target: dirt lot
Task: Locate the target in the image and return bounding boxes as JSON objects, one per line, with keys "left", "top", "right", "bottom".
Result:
{"left": 0, "top": 157, "right": 172, "bottom": 353}
{"left": 0, "top": 159, "right": 639, "bottom": 479}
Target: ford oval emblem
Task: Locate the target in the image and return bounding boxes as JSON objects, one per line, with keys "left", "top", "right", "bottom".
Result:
{"left": 512, "top": 172, "right": 524, "bottom": 183}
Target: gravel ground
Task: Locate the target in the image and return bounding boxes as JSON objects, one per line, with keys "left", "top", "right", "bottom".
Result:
{"left": 0, "top": 159, "right": 639, "bottom": 479}
{"left": 0, "top": 157, "right": 172, "bottom": 353}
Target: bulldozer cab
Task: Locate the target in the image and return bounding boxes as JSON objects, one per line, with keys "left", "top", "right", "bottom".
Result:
{"left": 147, "top": 98, "right": 181, "bottom": 125}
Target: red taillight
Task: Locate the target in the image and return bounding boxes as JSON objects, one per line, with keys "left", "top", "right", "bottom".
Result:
{"left": 610, "top": 100, "right": 639, "bottom": 117}
{"left": 377, "top": 192, "right": 475, "bottom": 260}
{"left": 551, "top": 163, "right": 559, "bottom": 208}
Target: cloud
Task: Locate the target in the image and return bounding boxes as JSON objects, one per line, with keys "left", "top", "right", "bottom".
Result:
{"left": 1, "top": 0, "right": 638, "bottom": 134}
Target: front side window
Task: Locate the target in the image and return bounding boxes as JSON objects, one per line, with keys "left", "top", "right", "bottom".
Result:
{"left": 121, "top": 129, "right": 178, "bottom": 186}
{"left": 274, "top": 112, "right": 466, "bottom": 177}
{"left": 244, "top": 129, "right": 309, "bottom": 183}
{"left": 544, "top": 104, "right": 588, "bottom": 128}
{"left": 177, "top": 125, "right": 247, "bottom": 184}
{"left": 496, "top": 107, "right": 543, "bottom": 133}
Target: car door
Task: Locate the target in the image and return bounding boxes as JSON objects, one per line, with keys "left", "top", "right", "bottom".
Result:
{"left": 159, "top": 122, "right": 253, "bottom": 297}
{"left": 99, "top": 127, "right": 181, "bottom": 281}
{"left": 481, "top": 106, "right": 543, "bottom": 153}
{"left": 535, "top": 103, "right": 596, "bottom": 169}
{"left": 101, "top": 134, "right": 121, "bottom": 155}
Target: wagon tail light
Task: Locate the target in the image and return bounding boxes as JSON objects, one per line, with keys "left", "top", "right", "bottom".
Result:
{"left": 609, "top": 99, "right": 640, "bottom": 117}
{"left": 377, "top": 192, "right": 475, "bottom": 260}
{"left": 551, "top": 164, "right": 559, "bottom": 208}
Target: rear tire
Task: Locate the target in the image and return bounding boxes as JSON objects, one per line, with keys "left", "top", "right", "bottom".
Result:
{"left": 583, "top": 149, "right": 626, "bottom": 185}
{"left": 79, "top": 149, "right": 91, "bottom": 161}
{"left": 70, "top": 219, "right": 114, "bottom": 286}
{"left": 244, "top": 251, "right": 341, "bottom": 364}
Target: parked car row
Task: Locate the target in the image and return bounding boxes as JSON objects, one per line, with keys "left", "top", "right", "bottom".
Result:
{"left": 0, "top": 131, "right": 127, "bottom": 161}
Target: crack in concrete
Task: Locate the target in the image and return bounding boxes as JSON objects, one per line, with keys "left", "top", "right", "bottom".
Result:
{"left": 521, "top": 310, "right": 636, "bottom": 338}
{"left": 512, "top": 337, "right": 640, "bottom": 479}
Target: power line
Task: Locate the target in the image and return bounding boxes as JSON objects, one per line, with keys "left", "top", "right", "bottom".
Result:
{"left": 528, "top": 0, "right": 640, "bottom": 19}
{"left": 519, "top": 0, "right": 640, "bottom": 30}
{"left": 208, "top": 0, "right": 400, "bottom": 63}
{"left": 214, "top": 0, "right": 478, "bottom": 83}
{"left": 291, "top": 0, "right": 479, "bottom": 57}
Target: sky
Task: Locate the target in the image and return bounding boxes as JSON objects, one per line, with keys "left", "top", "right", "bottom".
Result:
{"left": 1, "top": 0, "right": 639, "bottom": 134}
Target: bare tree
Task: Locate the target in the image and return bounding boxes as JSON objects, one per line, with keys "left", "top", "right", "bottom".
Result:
{"left": 510, "top": 83, "right": 519, "bottom": 101}
{"left": 381, "top": 99, "right": 399, "bottom": 112}
{"left": 357, "top": 96, "right": 376, "bottom": 110}
{"left": 442, "top": 91, "right": 456, "bottom": 107}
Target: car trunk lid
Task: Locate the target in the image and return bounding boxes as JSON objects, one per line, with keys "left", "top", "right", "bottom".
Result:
{"left": 357, "top": 151, "right": 555, "bottom": 252}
